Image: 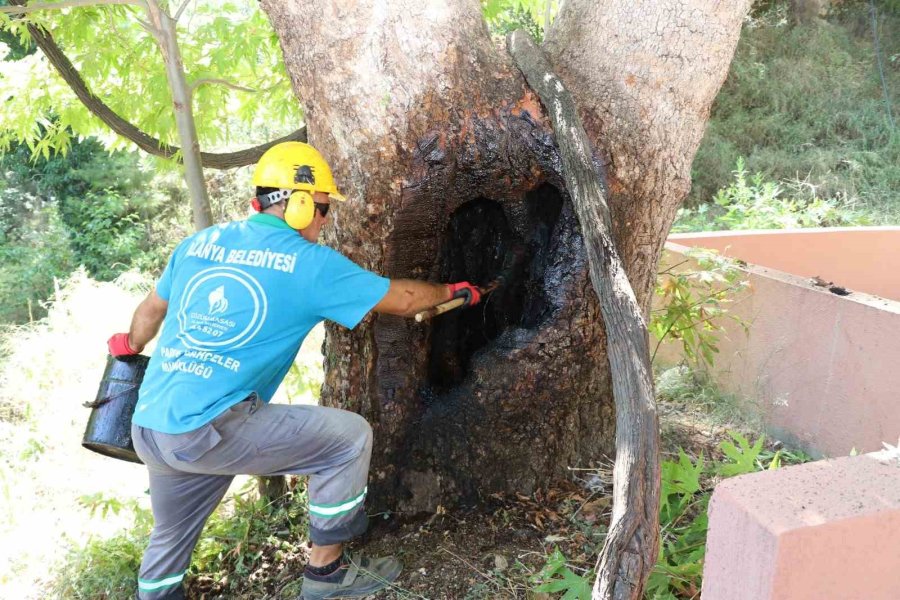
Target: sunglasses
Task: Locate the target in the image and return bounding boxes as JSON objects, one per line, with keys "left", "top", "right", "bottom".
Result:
{"left": 314, "top": 202, "right": 330, "bottom": 217}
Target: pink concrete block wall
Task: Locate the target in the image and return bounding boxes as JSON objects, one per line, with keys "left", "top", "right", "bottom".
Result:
{"left": 669, "top": 227, "right": 900, "bottom": 302}
{"left": 702, "top": 452, "right": 900, "bottom": 600}
{"left": 657, "top": 231, "right": 900, "bottom": 456}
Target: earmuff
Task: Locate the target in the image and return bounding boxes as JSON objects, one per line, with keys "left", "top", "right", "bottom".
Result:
{"left": 284, "top": 191, "right": 315, "bottom": 230}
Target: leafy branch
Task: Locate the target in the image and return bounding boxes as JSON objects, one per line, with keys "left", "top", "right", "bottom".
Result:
{"left": 1, "top": 0, "right": 306, "bottom": 169}
{"left": 650, "top": 248, "right": 750, "bottom": 367}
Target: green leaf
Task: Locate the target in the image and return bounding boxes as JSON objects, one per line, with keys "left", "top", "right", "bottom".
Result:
{"left": 718, "top": 431, "right": 765, "bottom": 476}
{"left": 532, "top": 549, "right": 592, "bottom": 600}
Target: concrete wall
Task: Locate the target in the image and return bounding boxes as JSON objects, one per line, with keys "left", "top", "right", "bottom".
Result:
{"left": 669, "top": 227, "right": 900, "bottom": 302}
{"left": 658, "top": 228, "right": 900, "bottom": 456}
{"left": 702, "top": 451, "right": 900, "bottom": 600}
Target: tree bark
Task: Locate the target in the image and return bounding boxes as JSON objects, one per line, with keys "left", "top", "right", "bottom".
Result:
{"left": 544, "top": 0, "right": 753, "bottom": 316}
{"left": 508, "top": 30, "right": 660, "bottom": 600}
{"left": 259, "top": 0, "right": 749, "bottom": 521}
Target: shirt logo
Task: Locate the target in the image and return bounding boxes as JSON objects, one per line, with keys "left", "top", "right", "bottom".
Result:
{"left": 176, "top": 266, "right": 268, "bottom": 351}
{"left": 208, "top": 285, "right": 229, "bottom": 315}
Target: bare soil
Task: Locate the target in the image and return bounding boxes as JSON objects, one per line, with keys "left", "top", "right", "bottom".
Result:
{"left": 184, "top": 394, "right": 760, "bottom": 600}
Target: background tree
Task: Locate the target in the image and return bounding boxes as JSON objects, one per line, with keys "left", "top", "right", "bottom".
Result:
{"left": 261, "top": 0, "right": 751, "bottom": 596}
{"left": 0, "top": 0, "right": 304, "bottom": 227}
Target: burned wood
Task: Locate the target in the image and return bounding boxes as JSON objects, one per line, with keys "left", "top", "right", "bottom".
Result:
{"left": 508, "top": 30, "right": 661, "bottom": 600}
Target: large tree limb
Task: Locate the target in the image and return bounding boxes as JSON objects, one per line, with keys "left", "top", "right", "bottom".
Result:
{"left": 544, "top": 0, "right": 753, "bottom": 315}
{"left": 508, "top": 30, "right": 660, "bottom": 600}
{"left": 0, "top": 0, "right": 141, "bottom": 14}
{"left": 5, "top": 0, "right": 306, "bottom": 169}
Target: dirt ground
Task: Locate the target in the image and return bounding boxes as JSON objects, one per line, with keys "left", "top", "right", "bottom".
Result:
{"left": 183, "top": 391, "right": 758, "bottom": 600}
{"left": 189, "top": 480, "right": 607, "bottom": 600}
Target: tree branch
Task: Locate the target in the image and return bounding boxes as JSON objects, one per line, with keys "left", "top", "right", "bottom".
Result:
{"left": 190, "top": 78, "right": 257, "bottom": 93}
{"left": 0, "top": 0, "right": 142, "bottom": 15}
{"left": 509, "top": 30, "right": 661, "bottom": 600}
{"left": 135, "top": 15, "right": 155, "bottom": 35}
{"left": 5, "top": 7, "right": 306, "bottom": 168}
{"left": 173, "top": 0, "right": 190, "bottom": 22}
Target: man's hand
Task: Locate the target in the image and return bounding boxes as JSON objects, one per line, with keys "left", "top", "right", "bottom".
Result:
{"left": 447, "top": 281, "right": 481, "bottom": 307}
{"left": 107, "top": 333, "right": 138, "bottom": 357}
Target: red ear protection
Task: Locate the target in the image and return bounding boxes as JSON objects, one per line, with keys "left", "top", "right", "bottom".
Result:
{"left": 250, "top": 197, "right": 262, "bottom": 212}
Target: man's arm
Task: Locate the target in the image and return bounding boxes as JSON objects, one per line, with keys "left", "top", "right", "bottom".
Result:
{"left": 126, "top": 290, "right": 168, "bottom": 353}
{"left": 372, "top": 280, "right": 452, "bottom": 318}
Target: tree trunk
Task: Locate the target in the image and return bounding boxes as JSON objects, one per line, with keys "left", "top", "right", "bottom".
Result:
{"left": 544, "top": 0, "right": 753, "bottom": 316}
{"left": 259, "top": 0, "right": 749, "bottom": 516}
{"left": 508, "top": 30, "right": 661, "bottom": 600}
{"left": 144, "top": 1, "right": 212, "bottom": 231}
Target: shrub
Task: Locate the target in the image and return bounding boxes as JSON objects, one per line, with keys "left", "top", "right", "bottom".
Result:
{"left": 690, "top": 3, "right": 899, "bottom": 222}
{"left": 50, "top": 495, "right": 152, "bottom": 600}
{"left": 0, "top": 204, "right": 75, "bottom": 323}
{"left": 0, "top": 138, "right": 182, "bottom": 323}
{"left": 676, "top": 158, "right": 868, "bottom": 232}
{"left": 651, "top": 247, "right": 750, "bottom": 368}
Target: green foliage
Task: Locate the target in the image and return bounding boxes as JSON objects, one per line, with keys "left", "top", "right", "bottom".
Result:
{"left": 57, "top": 190, "right": 151, "bottom": 279}
{"left": 0, "top": 1, "right": 300, "bottom": 157}
{"left": 51, "top": 494, "right": 152, "bottom": 600}
{"left": 53, "top": 480, "right": 310, "bottom": 600}
{"left": 0, "top": 14, "right": 34, "bottom": 60}
{"left": 676, "top": 158, "right": 869, "bottom": 232}
{"left": 283, "top": 361, "right": 322, "bottom": 402}
{"left": 522, "top": 430, "right": 812, "bottom": 600}
{"left": 0, "top": 136, "right": 179, "bottom": 322}
{"left": 530, "top": 548, "right": 592, "bottom": 600}
{"left": 190, "top": 479, "right": 309, "bottom": 597}
{"left": 0, "top": 203, "right": 74, "bottom": 323}
{"left": 691, "top": 3, "right": 899, "bottom": 223}
{"left": 481, "top": 0, "right": 557, "bottom": 41}
{"left": 717, "top": 430, "right": 767, "bottom": 477}
{"left": 646, "top": 431, "right": 809, "bottom": 600}
{"left": 651, "top": 248, "right": 750, "bottom": 368}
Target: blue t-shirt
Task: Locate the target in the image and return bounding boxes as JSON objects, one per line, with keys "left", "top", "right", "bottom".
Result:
{"left": 133, "top": 213, "right": 390, "bottom": 434}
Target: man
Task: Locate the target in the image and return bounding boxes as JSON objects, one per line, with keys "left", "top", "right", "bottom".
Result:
{"left": 107, "top": 142, "right": 481, "bottom": 600}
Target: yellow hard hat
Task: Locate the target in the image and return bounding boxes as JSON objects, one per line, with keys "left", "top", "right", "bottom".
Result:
{"left": 251, "top": 142, "right": 346, "bottom": 202}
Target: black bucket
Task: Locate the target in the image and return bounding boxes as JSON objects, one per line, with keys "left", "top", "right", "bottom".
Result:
{"left": 82, "top": 354, "right": 149, "bottom": 464}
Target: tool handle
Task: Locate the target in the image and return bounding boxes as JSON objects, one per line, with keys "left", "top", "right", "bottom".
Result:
{"left": 414, "top": 297, "right": 467, "bottom": 322}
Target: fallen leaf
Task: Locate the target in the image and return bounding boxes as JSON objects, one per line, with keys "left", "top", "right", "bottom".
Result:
{"left": 494, "top": 554, "right": 508, "bottom": 571}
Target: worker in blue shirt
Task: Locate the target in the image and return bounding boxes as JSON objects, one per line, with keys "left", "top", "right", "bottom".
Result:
{"left": 107, "top": 142, "right": 481, "bottom": 600}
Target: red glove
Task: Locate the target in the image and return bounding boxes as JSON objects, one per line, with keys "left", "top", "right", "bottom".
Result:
{"left": 107, "top": 333, "right": 138, "bottom": 357}
{"left": 447, "top": 281, "right": 482, "bottom": 307}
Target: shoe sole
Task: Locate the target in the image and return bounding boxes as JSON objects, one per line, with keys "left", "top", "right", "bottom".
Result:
{"left": 302, "top": 563, "right": 403, "bottom": 600}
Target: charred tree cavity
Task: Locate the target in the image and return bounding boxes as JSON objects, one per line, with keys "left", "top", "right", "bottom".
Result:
{"left": 429, "top": 188, "right": 563, "bottom": 389}
{"left": 378, "top": 151, "right": 612, "bottom": 514}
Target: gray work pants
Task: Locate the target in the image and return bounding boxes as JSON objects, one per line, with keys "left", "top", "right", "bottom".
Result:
{"left": 130, "top": 396, "right": 373, "bottom": 600}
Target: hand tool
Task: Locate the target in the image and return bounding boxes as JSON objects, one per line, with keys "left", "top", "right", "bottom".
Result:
{"left": 414, "top": 243, "right": 526, "bottom": 323}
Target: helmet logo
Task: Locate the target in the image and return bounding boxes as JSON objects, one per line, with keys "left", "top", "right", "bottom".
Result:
{"left": 294, "top": 165, "right": 316, "bottom": 185}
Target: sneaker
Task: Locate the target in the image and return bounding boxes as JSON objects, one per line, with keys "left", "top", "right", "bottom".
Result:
{"left": 300, "top": 553, "right": 402, "bottom": 599}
